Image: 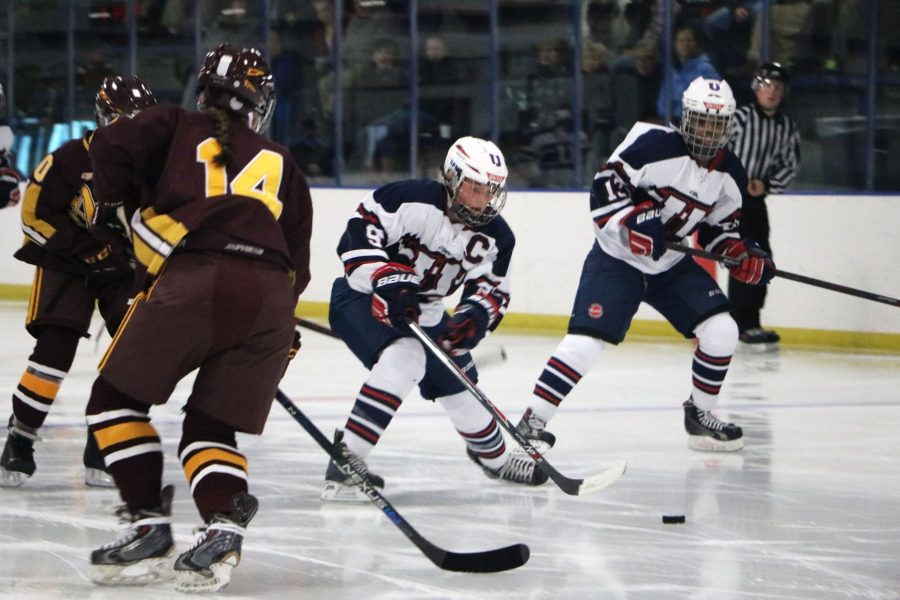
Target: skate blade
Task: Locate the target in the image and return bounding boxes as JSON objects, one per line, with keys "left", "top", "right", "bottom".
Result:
{"left": 687, "top": 435, "right": 744, "bottom": 452}
{"left": 320, "top": 481, "right": 380, "bottom": 503}
{"left": 0, "top": 467, "right": 30, "bottom": 488}
{"left": 84, "top": 467, "right": 116, "bottom": 488}
{"left": 737, "top": 341, "right": 779, "bottom": 353}
{"left": 91, "top": 553, "right": 174, "bottom": 586}
{"left": 175, "top": 557, "right": 238, "bottom": 593}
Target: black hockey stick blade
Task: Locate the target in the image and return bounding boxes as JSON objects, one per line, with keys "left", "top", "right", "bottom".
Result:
{"left": 667, "top": 243, "right": 900, "bottom": 308}
{"left": 274, "top": 389, "right": 529, "bottom": 572}
{"left": 407, "top": 321, "right": 627, "bottom": 496}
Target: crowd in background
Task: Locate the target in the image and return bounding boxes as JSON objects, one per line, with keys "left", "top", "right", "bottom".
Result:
{"left": 1, "top": 0, "right": 899, "bottom": 191}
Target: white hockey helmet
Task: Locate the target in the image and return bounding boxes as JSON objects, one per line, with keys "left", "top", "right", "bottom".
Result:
{"left": 442, "top": 136, "right": 508, "bottom": 227}
{"left": 679, "top": 77, "right": 736, "bottom": 161}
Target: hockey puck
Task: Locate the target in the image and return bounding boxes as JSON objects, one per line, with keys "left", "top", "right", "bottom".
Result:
{"left": 662, "top": 515, "right": 686, "bottom": 524}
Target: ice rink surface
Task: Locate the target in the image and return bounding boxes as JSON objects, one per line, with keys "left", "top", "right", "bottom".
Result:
{"left": 1, "top": 301, "right": 899, "bottom": 599}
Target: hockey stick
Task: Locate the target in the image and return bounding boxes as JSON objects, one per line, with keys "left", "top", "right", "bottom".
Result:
{"left": 295, "top": 316, "right": 509, "bottom": 367}
{"left": 406, "top": 321, "right": 627, "bottom": 496}
{"left": 667, "top": 243, "right": 900, "bottom": 308}
{"left": 273, "top": 389, "right": 529, "bottom": 573}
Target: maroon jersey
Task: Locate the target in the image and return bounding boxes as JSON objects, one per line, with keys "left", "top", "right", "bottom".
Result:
{"left": 14, "top": 133, "right": 107, "bottom": 274}
{"left": 89, "top": 104, "right": 313, "bottom": 297}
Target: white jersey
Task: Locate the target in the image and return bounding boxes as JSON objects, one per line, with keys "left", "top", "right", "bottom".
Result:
{"left": 338, "top": 179, "right": 513, "bottom": 329}
{"left": 591, "top": 122, "right": 748, "bottom": 274}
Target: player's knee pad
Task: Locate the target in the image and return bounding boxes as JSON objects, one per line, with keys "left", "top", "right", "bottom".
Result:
{"left": 436, "top": 390, "right": 470, "bottom": 412}
{"left": 553, "top": 333, "right": 605, "bottom": 374}
{"left": 694, "top": 312, "right": 739, "bottom": 356}
{"left": 370, "top": 336, "right": 427, "bottom": 389}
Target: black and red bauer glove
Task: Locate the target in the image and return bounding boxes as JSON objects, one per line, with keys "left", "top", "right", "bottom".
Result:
{"left": 621, "top": 200, "right": 666, "bottom": 260}
{"left": 438, "top": 302, "right": 490, "bottom": 356}
{"left": 720, "top": 239, "right": 775, "bottom": 285}
{"left": 371, "top": 262, "right": 421, "bottom": 331}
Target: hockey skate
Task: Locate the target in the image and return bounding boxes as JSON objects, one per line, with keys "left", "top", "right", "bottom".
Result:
{"left": 90, "top": 485, "right": 175, "bottom": 585}
{"left": 683, "top": 398, "right": 743, "bottom": 452}
{"left": 738, "top": 328, "right": 780, "bottom": 352}
{"left": 174, "top": 492, "right": 258, "bottom": 593}
{"left": 83, "top": 432, "right": 115, "bottom": 488}
{"left": 0, "top": 420, "right": 39, "bottom": 488}
{"left": 321, "top": 430, "right": 385, "bottom": 503}
{"left": 514, "top": 408, "right": 556, "bottom": 454}
{"left": 467, "top": 448, "right": 549, "bottom": 486}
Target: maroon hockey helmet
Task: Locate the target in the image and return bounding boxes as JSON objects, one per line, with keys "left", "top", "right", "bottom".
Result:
{"left": 95, "top": 75, "right": 158, "bottom": 127}
{"left": 196, "top": 43, "right": 276, "bottom": 134}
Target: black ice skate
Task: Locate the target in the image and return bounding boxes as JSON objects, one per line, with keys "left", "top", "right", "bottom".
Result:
{"left": 683, "top": 398, "right": 744, "bottom": 452}
{"left": 83, "top": 431, "right": 115, "bottom": 488}
{"left": 515, "top": 408, "right": 556, "bottom": 454}
{"left": 0, "top": 419, "right": 39, "bottom": 488}
{"left": 467, "top": 448, "right": 549, "bottom": 486}
{"left": 90, "top": 485, "right": 175, "bottom": 585}
{"left": 321, "top": 430, "right": 385, "bottom": 503}
{"left": 738, "top": 328, "right": 780, "bottom": 352}
{"left": 174, "top": 492, "right": 259, "bottom": 593}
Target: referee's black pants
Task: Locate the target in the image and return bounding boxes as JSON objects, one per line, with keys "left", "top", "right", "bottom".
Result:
{"left": 728, "top": 195, "right": 771, "bottom": 333}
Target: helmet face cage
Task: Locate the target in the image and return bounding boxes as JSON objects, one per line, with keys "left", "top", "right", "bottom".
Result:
{"left": 442, "top": 137, "right": 508, "bottom": 228}
{"left": 679, "top": 77, "right": 735, "bottom": 161}
{"left": 196, "top": 44, "right": 276, "bottom": 134}
{"left": 94, "top": 75, "right": 158, "bottom": 128}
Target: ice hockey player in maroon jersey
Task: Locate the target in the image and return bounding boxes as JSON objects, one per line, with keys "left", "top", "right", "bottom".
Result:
{"left": 0, "top": 75, "right": 157, "bottom": 490}
{"left": 83, "top": 44, "right": 313, "bottom": 592}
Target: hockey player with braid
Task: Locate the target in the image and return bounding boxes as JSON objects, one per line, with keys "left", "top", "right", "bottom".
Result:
{"left": 516, "top": 77, "right": 774, "bottom": 453}
{"left": 322, "top": 136, "right": 547, "bottom": 502}
{"left": 82, "top": 45, "right": 312, "bottom": 591}
{"left": 0, "top": 76, "right": 157, "bottom": 488}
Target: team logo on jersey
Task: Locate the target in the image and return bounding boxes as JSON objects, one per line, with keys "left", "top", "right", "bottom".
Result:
{"left": 588, "top": 303, "right": 603, "bottom": 319}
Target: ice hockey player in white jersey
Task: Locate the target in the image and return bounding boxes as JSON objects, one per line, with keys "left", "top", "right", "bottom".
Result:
{"left": 322, "top": 136, "right": 548, "bottom": 501}
{"left": 515, "top": 77, "right": 776, "bottom": 453}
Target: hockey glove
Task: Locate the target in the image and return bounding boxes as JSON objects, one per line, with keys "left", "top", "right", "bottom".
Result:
{"left": 0, "top": 166, "right": 22, "bottom": 208}
{"left": 288, "top": 324, "right": 302, "bottom": 361}
{"left": 622, "top": 200, "right": 666, "bottom": 260}
{"left": 438, "top": 302, "right": 490, "bottom": 356}
{"left": 76, "top": 240, "right": 133, "bottom": 279}
{"left": 720, "top": 239, "right": 775, "bottom": 285}
{"left": 371, "top": 263, "right": 421, "bottom": 331}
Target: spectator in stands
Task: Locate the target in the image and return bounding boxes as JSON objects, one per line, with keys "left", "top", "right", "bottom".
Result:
{"left": 747, "top": 0, "right": 813, "bottom": 70}
{"left": 520, "top": 37, "right": 572, "bottom": 139}
{"left": 657, "top": 24, "right": 720, "bottom": 122}
{"left": 704, "top": 1, "right": 761, "bottom": 73}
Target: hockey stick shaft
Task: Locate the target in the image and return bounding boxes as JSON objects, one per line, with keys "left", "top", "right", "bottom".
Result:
{"left": 273, "top": 389, "right": 528, "bottom": 572}
{"left": 668, "top": 243, "right": 900, "bottom": 308}
{"left": 406, "top": 321, "right": 626, "bottom": 496}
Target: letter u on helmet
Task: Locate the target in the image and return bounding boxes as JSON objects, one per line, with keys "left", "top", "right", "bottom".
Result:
{"left": 679, "top": 77, "right": 736, "bottom": 161}
{"left": 196, "top": 43, "right": 276, "bottom": 135}
{"left": 442, "top": 136, "right": 508, "bottom": 227}
{"left": 95, "top": 75, "right": 158, "bottom": 127}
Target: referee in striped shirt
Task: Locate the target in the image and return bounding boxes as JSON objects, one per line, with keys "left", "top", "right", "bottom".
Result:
{"left": 727, "top": 62, "right": 800, "bottom": 348}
